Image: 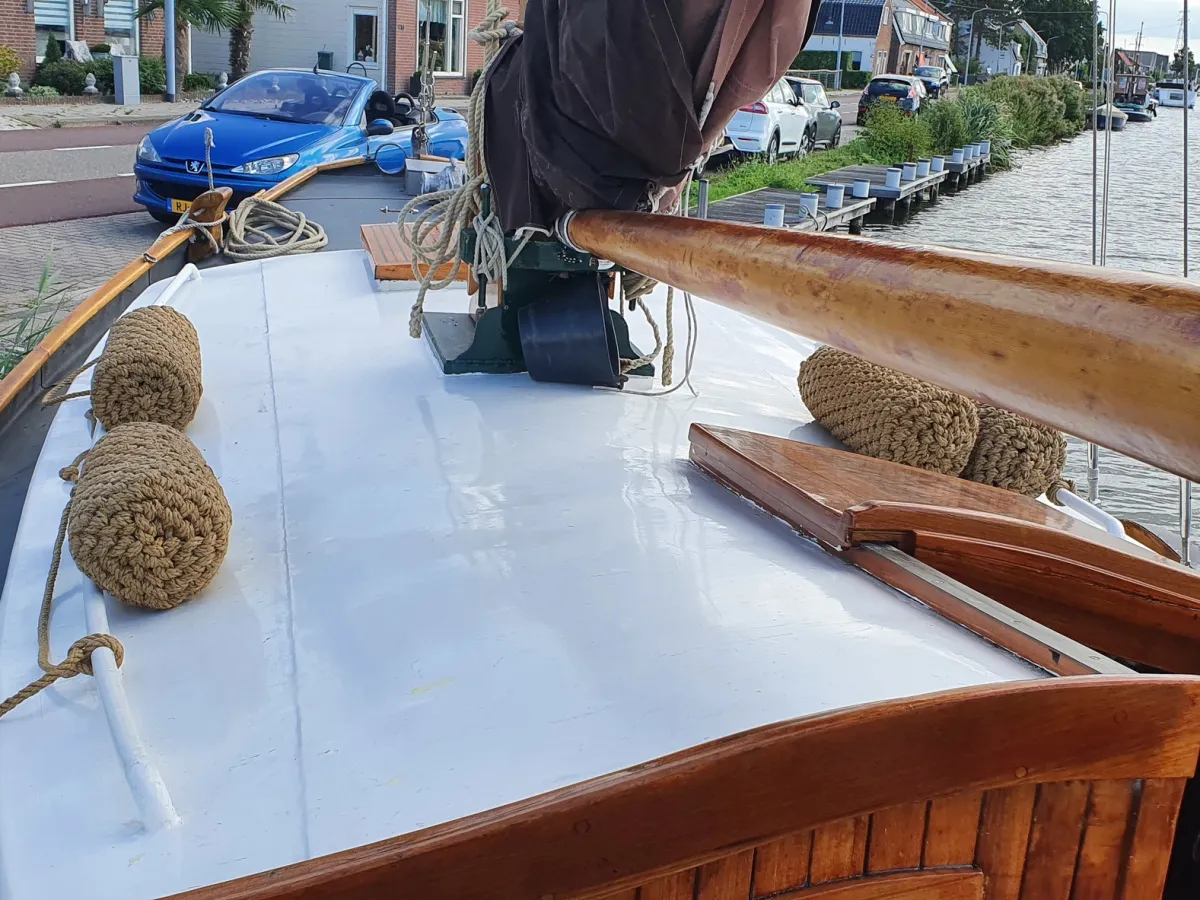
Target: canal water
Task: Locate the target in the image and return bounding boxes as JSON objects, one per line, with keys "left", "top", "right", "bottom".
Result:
{"left": 864, "top": 106, "right": 1197, "bottom": 545}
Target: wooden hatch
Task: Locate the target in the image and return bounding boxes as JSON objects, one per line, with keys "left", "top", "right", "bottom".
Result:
{"left": 689, "top": 424, "right": 1200, "bottom": 675}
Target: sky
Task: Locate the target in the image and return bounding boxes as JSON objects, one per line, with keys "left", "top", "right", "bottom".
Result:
{"left": 1110, "top": 0, "right": 1196, "bottom": 56}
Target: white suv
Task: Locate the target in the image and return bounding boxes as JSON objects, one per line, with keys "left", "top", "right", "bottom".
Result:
{"left": 724, "top": 77, "right": 813, "bottom": 164}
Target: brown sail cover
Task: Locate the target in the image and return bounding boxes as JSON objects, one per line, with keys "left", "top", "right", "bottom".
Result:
{"left": 484, "top": 0, "right": 817, "bottom": 232}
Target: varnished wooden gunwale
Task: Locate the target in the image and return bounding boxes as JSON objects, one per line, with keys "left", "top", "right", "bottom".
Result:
{"left": 166, "top": 677, "right": 1200, "bottom": 900}
{"left": 567, "top": 210, "right": 1200, "bottom": 483}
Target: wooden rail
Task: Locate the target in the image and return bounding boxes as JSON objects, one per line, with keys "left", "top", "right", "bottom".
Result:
{"left": 566, "top": 211, "right": 1200, "bottom": 483}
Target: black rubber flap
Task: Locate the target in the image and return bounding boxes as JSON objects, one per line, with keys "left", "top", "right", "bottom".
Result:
{"left": 518, "top": 275, "right": 621, "bottom": 387}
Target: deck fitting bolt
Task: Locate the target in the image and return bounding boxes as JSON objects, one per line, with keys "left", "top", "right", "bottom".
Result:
{"left": 1015, "top": 766, "right": 1028, "bottom": 778}
{"left": 574, "top": 819, "right": 591, "bottom": 834}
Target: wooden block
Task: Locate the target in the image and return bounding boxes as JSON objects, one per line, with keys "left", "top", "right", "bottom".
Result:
{"left": 1019, "top": 781, "right": 1090, "bottom": 900}
{"left": 810, "top": 816, "right": 869, "bottom": 884}
{"left": 924, "top": 792, "right": 983, "bottom": 867}
{"left": 641, "top": 868, "right": 696, "bottom": 900}
{"left": 695, "top": 850, "right": 754, "bottom": 900}
{"left": 975, "top": 785, "right": 1036, "bottom": 900}
{"left": 1073, "top": 780, "right": 1136, "bottom": 900}
{"left": 868, "top": 802, "right": 927, "bottom": 873}
{"left": 1121, "top": 779, "right": 1188, "bottom": 900}
{"left": 753, "top": 832, "right": 813, "bottom": 896}
{"left": 360, "top": 222, "right": 468, "bottom": 283}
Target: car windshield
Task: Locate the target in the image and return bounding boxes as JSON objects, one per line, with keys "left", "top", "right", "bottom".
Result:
{"left": 914, "top": 67, "right": 942, "bottom": 77}
{"left": 205, "top": 71, "right": 362, "bottom": 126}
{"left": 867, "top": 79, "right": 911, "bottom": 95}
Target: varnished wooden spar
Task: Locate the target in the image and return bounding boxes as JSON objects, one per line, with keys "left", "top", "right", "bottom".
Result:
{"left": 566, "top": 211, "right": 1200, "bottom": 483}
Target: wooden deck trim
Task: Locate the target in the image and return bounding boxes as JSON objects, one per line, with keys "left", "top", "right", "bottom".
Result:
{"left": 167, "top": 677, "right": 1200, "bottom": 900}
{"left": 769, "top": 869, "right": 984, "bottom": 900}
{"left": 360, "top": 221, "right": 469, "bottom": 282}
{"left": 0, "top": 158, "right": 365, "bottom": 417}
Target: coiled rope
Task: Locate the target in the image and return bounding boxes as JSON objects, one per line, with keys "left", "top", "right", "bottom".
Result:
{"left": 0, "top": 423, "right": 232, "bottom": 720}
{"left": 395, "top": 2, "right": 527, "bottom": 339}
{"left": 225, "top": 196, "right": 328, "bottom": 261}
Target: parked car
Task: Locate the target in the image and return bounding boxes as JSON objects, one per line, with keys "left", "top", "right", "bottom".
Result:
{"left": 785, "top": 76, "right": 843, "bottom": 148}
{"left": 913, "top": 65, "right": 949, "bottom": 98}
{"left": 857, "top": 75, "right": 922, "bottom": 124}
{"left": 133, "top": 68, "right": 468, "bottom": 223}
{"left": 725, "top": 77, "right": 813, "bottom": 164}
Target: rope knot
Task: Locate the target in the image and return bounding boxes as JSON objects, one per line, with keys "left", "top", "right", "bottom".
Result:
{"left": 59, "top": 634, "right": 125, "bottom": 678}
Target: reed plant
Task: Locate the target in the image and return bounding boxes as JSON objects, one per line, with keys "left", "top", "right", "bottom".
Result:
{"left": 0, "top": 255, "right": 72, "bottom": 380}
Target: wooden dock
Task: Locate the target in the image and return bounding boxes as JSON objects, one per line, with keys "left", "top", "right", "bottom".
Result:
{"left": 943, "top": 152, "right": 991, "bottom": 188}
{"left": 703, "top": 187, "right": 876, "bottom": 234}
{"left": 806, "top": 165, "right": 947, "bottom": 203}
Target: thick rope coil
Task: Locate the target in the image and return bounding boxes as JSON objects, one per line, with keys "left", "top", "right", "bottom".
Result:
{"left": 43, "top": 306, "right": 203, "bottom": 431}
{"left": 70, "top": 422, "right": 232, "bottom": 611}
{"left": 225, "top": 196, "right": 328, "bottom": 261}
{"left": 397, "top": 3, "right": 520, "bottom": 339}
{"left": 960, "top": 404, "right": 1068, "bottom": 497}
{"left": 798, "top": 347, "right": 980, "bottom": 476}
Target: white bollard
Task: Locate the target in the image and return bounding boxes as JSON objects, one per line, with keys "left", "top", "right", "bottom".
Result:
{"left": 980, "top": 139, "right": 991, "bottom": 155}
{"left": 852, "top": 179, "right": 871, "bottom": 198}
{"left": 930, "top": 156, "right": 945, "bottom": 172}
{"left": 885, "top": 168, "right": 902, "bottom": 189}
{"left": 763, "top": 204, "right": 786, "bottom": 227}
{"left": 826, "top": 183, "right": 846, "bottom": 209}
{"left": 901, "top": 162, "right": 918, "bottom": 182}
{"left": 798, "top": 193, "right": 820, "bottom": 217}
{"left": 951, "top": 148, "right": 965, "bottom": 164}
{"left": 916, "top": 159, "right": 931, "bottom": 177}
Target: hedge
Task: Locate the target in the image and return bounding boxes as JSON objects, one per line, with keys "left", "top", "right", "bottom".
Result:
{"left": 33, "top": 56, "right": 166, "bottom": 95}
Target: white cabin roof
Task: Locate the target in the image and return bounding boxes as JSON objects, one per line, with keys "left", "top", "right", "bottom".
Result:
{"left": 0, "top": 250, "right": 1042, "bottom": 899}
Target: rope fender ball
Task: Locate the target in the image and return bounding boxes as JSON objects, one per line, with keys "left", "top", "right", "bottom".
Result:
{"left": 798, "top": 347, "right": 981, "bottom": 477}
{"left": 69, "top": 422, "right": 233, "bottom": 611}
{"left": 44, "top": 306, "right": 203, "bottom": 431}
{"left": 961, "top": 403, "right": 1068, "bottom": 497}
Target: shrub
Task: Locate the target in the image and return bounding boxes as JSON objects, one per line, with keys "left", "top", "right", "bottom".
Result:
{"left": 33, "top": 56, "right": 164, "bottom": 95}
{"left": 89, "top": 43, "right": 112, "bottom": 54}
{"left": 28, "top": 84, "right": 60, "bottom": 98}
{"left": 840, "top": 70, "right": 871, "bottom": 90}
{"left": 1047, "top": 73, "right": 1085, "bottom": 130}
{"left": 861, "top": 102, "right": 931, "bottom": 162}
{"left": 183, "top": 72, "right": 215, "bottom": 91}
{"left": 920, "top": 99, "right": 968, "bottom": 155}
{"left": 956, "top": 87, "right": 1014, "bottom": 165}
{"left": 0, "top": 45, "right": 22, "bottom": 79}
{"left": 42, "top": 32, "right": 62, "bottom": 64}
{"left": 980, "top": 75, "right": 1066, "bottom": 146}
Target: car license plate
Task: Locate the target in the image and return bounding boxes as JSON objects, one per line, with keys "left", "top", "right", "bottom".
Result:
{"left": 170, "top": 198, "right": 192, "bottom": 214}
{"left": 882, "top": 96, "right": 898, "bottom": 102}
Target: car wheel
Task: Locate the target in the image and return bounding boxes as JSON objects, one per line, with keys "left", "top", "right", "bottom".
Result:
{"left": 766, "top": 133, "right": 779, "bottom": 165}
{"left": 148, "top": 209, "right": 179, "bottom": 225}
{"left": 802, "top": 127, "right": 816, "bottom": 154}
{"left": 830, "top": 122, "right": 842, "bottom": 148}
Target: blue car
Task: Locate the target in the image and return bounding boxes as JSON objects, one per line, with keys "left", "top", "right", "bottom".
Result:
{"left": 133, "top": 68, "right": 468, "bottom": 223}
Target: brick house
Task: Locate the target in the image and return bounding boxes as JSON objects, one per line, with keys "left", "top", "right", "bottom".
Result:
{"left": 0, "top": 0, "right": 165, "bottom": 81}
{"left": 191, "top": 0, "right": 523, "bottom": 97}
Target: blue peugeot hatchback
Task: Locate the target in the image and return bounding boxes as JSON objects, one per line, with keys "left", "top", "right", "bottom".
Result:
{"left": 133, "top": 68, "right": 468, "bottom": 222}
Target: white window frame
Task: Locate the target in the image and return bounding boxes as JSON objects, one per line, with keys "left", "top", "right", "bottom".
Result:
{"left": 881, "top": 5, "right": 889, "bottom": 26}
{"left": 349, "top": 7, "right": 381, "bottom": 70}
{"left": 416, "top": 0, "right": 467, "bottom": 77}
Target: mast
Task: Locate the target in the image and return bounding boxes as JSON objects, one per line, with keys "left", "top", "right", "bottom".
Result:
{"left": 1183, "top": 0, "right": 1193, "bottom": 565}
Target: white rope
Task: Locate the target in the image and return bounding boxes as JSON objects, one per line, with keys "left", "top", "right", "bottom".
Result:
{"left": 204, "top": 127, "right": 215, "bottom": 192}
{"left": 224, "top": 196, "right": 328, "bottom": 261}
{"left": 397, "top": 2, "right": 521, "bottom": 339}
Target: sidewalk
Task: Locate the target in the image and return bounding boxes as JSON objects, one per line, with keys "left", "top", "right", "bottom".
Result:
{"left": 0, "top": 100, "right": 202, "bottom": 130}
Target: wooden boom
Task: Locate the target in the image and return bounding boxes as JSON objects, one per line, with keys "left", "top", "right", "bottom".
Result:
{"left": 567, "top": 211, "right": 1200, "bottom": 483}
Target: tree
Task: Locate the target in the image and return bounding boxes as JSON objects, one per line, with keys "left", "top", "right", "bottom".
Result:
{"left": 137, "top": 0, "right": 239, "bottom": 89}
{"left": 1018, "top": 0, "right": 1102, "bottom": 69}
{"left": 229, "top": 0, "right": 293, "bottom": 82}
{"left": 1171, "top": 47, "right": 1196, "bottom": 77}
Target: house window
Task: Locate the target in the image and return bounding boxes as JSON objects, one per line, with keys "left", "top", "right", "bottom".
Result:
{"left": 34, "top": 0, "right": 70, "bottom": 61}
{"left": 881, "top": 5, "right": 889, "bottom": 26}
{"left": 351, "top": 9, "right": 379, "bottom": 65}
{"left": 104, "top": 0, "right": 137, "bottom": 55}
{"left": 417, "top": 0, "right": 466, "bottom": 76}
{"left": 876, "top": 49, "right": 888, "bottom": 73}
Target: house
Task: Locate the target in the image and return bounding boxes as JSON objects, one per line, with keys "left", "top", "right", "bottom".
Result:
{"left": 190, "top": 0, "right": 521, "bottom": 97}
{"left": 0, "top": 0, "right": 166, "bottom": 81}
{"left": 801, "top": 0, "right": 886, "bottom": 73}
{"left": 1119, "top": 48, "right": 1170, "bottom": 76}
{"left": 888, "top": 0, "right": 952, "bottom": 75}
{"left": 1013, "top": 20, "right": 1047, "bottom": 76}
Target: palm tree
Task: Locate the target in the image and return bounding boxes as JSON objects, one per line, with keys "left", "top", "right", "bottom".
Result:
{"left": 229, "top": 0, "right": 293, "bottom": 82}
{"left": 137, "top": 0, "right": 239, "bottom": 89}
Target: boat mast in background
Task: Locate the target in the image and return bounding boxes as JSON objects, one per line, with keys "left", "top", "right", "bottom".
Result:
{"left": 1183, "top": 0, "right": 1193, "bottom": 566}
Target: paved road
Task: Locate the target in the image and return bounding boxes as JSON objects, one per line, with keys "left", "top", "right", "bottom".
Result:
{"left": 0, "top": 125, "right": 146, "bottom": 227}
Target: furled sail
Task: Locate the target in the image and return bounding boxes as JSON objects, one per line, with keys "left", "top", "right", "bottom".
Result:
{"left": 483, "top": 0, "right": 818, "bottom": 231}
